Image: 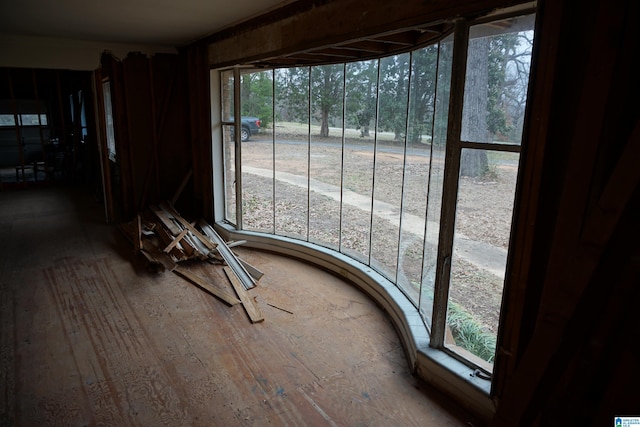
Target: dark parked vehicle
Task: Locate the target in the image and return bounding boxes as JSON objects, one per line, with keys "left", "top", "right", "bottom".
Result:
{"left": 230, "top": 116, "right": 261, "bottom": 141}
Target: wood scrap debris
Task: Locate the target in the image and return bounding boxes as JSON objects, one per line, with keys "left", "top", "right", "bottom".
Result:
{"left": 198, "top": 220, "right": 256, "bottom": 290}
{"left": 266, "top": 303, "right": 293, "bottom": 315}
{"left": 223, "top": 267, "right": 264, "bottom": 323}
{"left": 173, "top": 267, "right": 240, "bottom": 306}
{"left": 118, "top": 200, "right": 266, "bottom": 323}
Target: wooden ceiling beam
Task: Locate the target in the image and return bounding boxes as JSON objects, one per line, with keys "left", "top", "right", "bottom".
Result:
{"left": 335, "top": 40, "right": 389, "bottom": 54}
{"left": 367, "top": 32, "right": 418, "bottom": 46}
{"left": 206, "top": 0, "right": 533, "bottom": 69}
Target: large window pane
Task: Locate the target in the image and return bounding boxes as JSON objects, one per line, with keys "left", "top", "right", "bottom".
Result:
{"left": 446, "top": 148, "right": 519, "bottom": 365}
{"left": 340, "top": 60, "right": 378, "bottom": 264}
{"left": 241, "top": 70, "right": 275, "bottom": 233}
{"left": 308, "top": 64, "right": 345, "bottom": 250}
{"left": 396, "top": 47, "right": 438, "bottom": 304}
{"left": 370, "top": 53, "right": 410, "bottom": 281}
{"left": 273, "top": 67, "right": 310, "bottom": 240}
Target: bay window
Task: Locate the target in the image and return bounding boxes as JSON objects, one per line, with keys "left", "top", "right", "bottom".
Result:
{"left": 213, "top": 6, "right": 535, "bottom": 401}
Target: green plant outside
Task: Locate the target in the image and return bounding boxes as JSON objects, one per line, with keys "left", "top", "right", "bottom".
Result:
{"left": 447, "top": 300, "right": 497, "bottom": 363}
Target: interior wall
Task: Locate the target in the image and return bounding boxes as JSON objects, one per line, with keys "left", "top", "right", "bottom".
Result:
{"left": 184, "top": 45, "right": 214, "bottom": 221}
{"left": 99, "top": 52, "right": 194, "bottom": 221}
{"left": 0, "top": 35, "right": 177, "bottom": 71}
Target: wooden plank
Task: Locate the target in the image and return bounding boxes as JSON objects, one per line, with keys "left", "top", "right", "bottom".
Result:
{"left": 182, "top": 231, "right": 213, "bottom": 259}
{"left": 163, "top": 228, "right": 189, "bottom": 253}
{"left": 223, "top": 266, "right": 264, "bottom": 323}
{"left": 160, "top": 202, "right": 216, "bottom": 251}
{"left": 173, "top": 267, "right": 241, "bottom": 306}
{"left": 155, "top": 219, "right": 196, "bottom": 257}
{"left": 153, "top": 221, "right": 188, "bottom": 261}
{"left": 150, "top": 204, "right": 181, "bottom": 236}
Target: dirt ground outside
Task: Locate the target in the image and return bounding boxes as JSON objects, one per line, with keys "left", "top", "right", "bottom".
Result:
{"left": 234, "top": 124, "right": 519, "bottom": 340}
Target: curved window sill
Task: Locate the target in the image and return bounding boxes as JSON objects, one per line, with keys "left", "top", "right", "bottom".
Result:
{"left": 216, "top": 223, "right": 496, "bottom": 421}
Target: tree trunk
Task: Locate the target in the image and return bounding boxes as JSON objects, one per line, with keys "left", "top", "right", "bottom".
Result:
{"left": 460, "top": 149, "right": 488, "bottom": 177}
{"left": 460, "top": 37, "right": 490, "bottom": 177}
{"left": 320, "top": 107, "right": 329, "bottom": 137}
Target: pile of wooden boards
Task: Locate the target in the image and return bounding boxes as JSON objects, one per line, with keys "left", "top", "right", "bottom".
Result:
{"left": 118, "top": 201, "right": 264, "bottom": 323}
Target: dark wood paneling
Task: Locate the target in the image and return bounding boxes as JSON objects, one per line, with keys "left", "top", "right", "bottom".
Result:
{"left": 492, "top": 0, "right": 640, "bottom": 424}
{"left": 100, "top": 53, "right": 195, "bottom": 221}
{"left": 122, "top": 53, "right": 154, "bottom": 213}
{"left": 152, "top": 53, "right": 192, "bottom": 212}
{"left": 184, "top": 45, "right": 213, "bottom": 221}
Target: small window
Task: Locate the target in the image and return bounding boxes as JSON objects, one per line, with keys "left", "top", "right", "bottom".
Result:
{"left": 19, "top": 114, "right": 47, "bottom": 126}
{"left": 102, "top": 81, "right": 117, "bottom": 162}
{"left": 0, "top": 114, "right": 16, "bottom": 126}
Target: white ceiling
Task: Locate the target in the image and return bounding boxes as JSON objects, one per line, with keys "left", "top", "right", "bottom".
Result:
{"left": 0, "top": 0, "right": 293, "bottom": 47}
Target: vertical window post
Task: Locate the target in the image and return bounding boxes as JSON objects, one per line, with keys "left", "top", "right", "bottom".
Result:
{"left": 233, "top": 67, "right": 243, "bottom": 228}
{"left": 430, "top": 19, "right": 469, "bottom": 349}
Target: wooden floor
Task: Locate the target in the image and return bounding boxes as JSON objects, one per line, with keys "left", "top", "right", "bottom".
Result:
{"left": 0, "top": 185, "right": 476, "bottom": 426}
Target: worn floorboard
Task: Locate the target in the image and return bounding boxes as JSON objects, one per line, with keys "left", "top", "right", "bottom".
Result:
{"left": 0, "top": 185, "right": 476, "bottom": 426}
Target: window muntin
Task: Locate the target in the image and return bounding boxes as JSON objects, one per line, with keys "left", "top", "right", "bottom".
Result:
{"left": 219, "top": 12, "right": 535, "bottom": 372}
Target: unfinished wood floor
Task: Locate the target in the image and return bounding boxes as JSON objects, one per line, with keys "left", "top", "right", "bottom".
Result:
{"left": 0, "top": 186, "right": 476, "bottom": 426}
